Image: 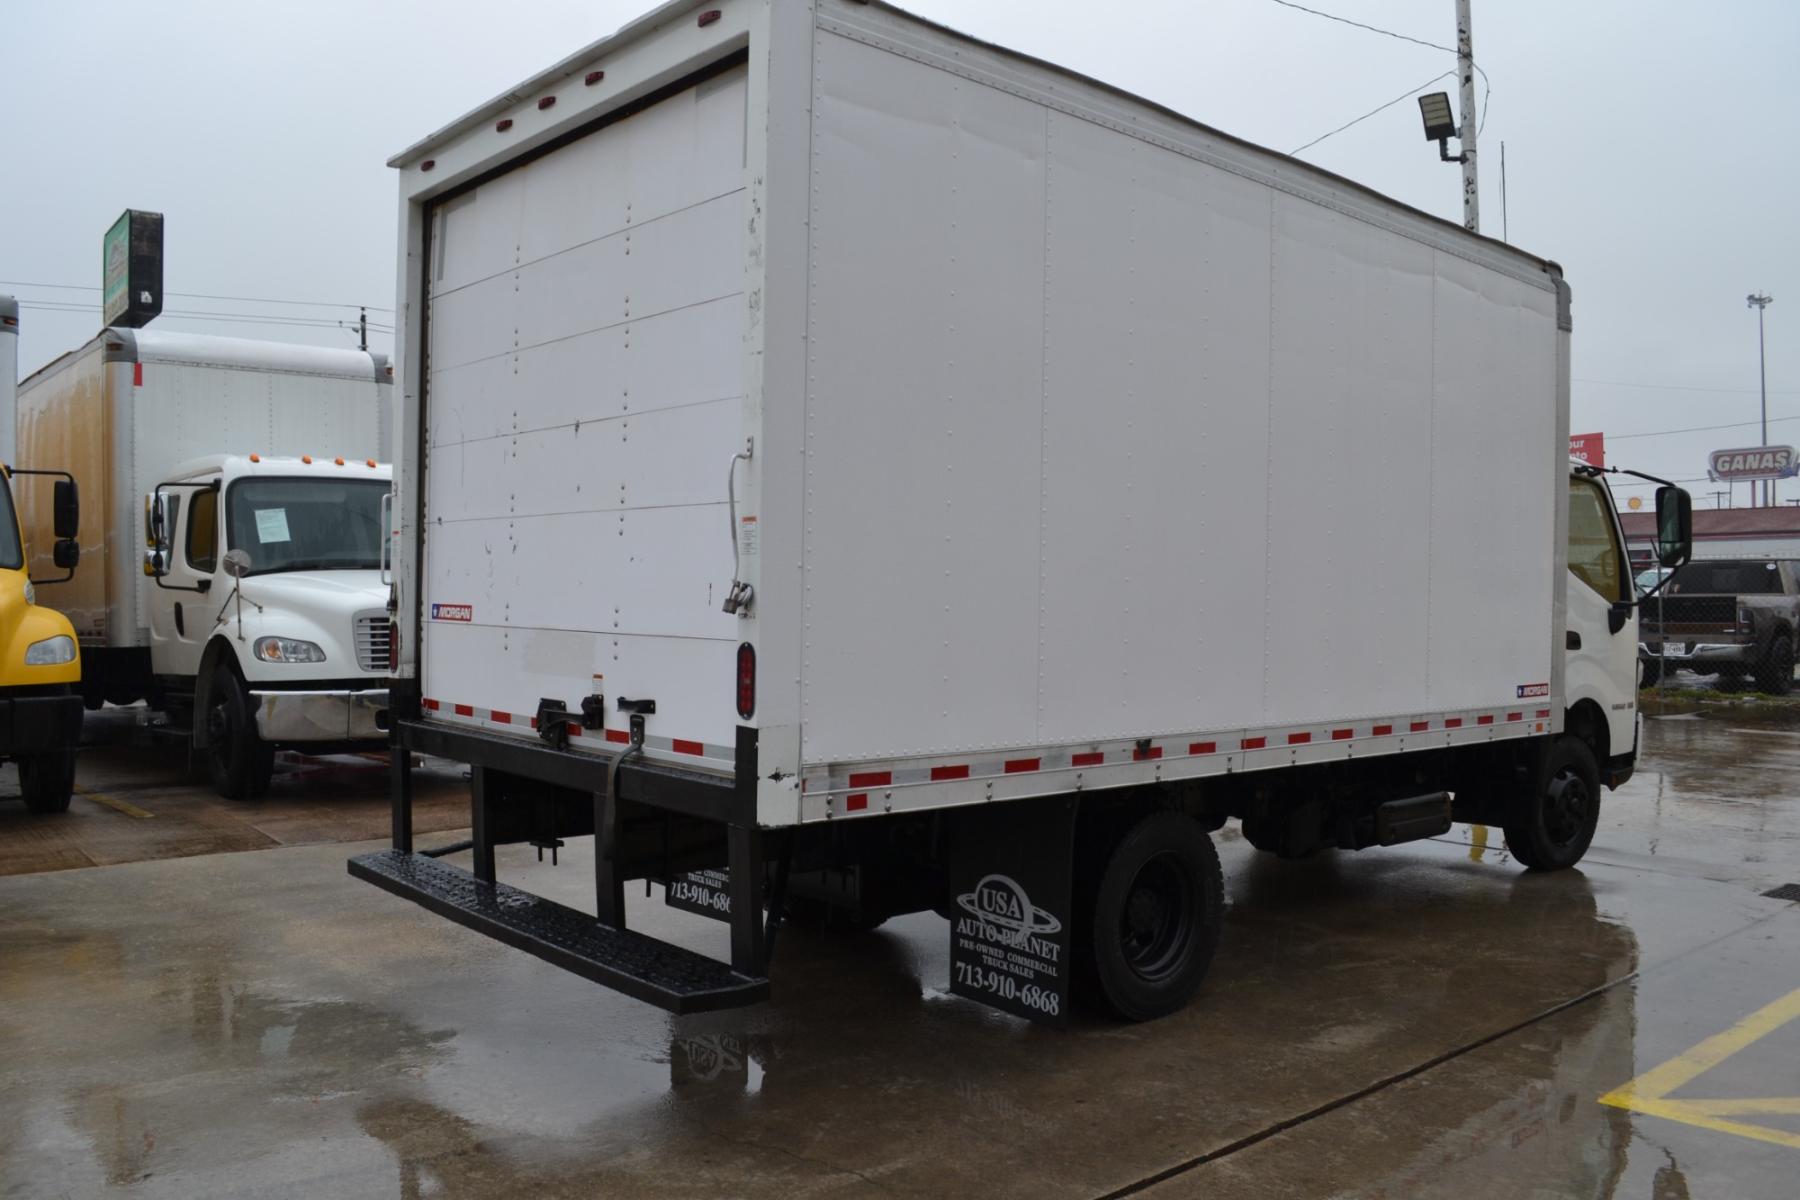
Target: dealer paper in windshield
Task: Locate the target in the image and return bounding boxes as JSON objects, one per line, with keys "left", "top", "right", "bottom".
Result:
{"left": 254, "top": 508, "right": 292, "bottom": 544}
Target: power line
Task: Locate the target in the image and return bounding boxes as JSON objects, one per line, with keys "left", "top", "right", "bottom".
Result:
{"left": 0, "top": 279, "right": 392, "bottom": 314}
{"left": 16, "top": 300, "right": 392, "bottom": 335}
{"left": 1576, "top": 376, "right": 1797, "bottom": 397}
{"left": 1291, "top": 71, "right": 1454, "bottom": 156}
{"left": 1266, "top": 0, "right": 1492, "bottom": 141}
{"left": 1606, "top": 415, "right": 1800, "bottom": 443}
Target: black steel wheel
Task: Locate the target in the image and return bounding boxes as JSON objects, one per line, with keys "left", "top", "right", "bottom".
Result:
{"left": 19, "top": 750, "right": 76, "bottom": 814}
{"left": 1756, "top": 635, "right": 1794, "bottom": 695}
{"left": 206, "top": 663, "right": 275, "bottom": 801}
{"left": 1079, "top": 811, "right": 1223, "bottom": 1021}
{"left": 1504, "top": 737, "right": 1601, "bottom": 872}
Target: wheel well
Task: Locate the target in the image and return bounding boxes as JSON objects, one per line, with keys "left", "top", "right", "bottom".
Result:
{"left": 1565, "top": 698, "right": 1610, "bottom": 764}
{"left": 192, "top": 638, "right": 242, "bottom": 748}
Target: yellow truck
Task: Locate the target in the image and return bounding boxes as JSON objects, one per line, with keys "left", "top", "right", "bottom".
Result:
{"left": 0, "top": 296, "right": 84, "bottom": 813}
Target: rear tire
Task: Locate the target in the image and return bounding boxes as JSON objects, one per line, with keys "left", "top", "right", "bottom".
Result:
{"left": 1639, "top": 661, "right": 1661, "bottom": 689}
{"left": 1756, "top": 635, "right": 1794, "bottom": 695}
{"left": 1077, "top": 811, "right": 1223, "bottom": 1022}
{"left": 1504, "top": 737, "right": 1601, "bottom": 872}
{"left": 205, "top": 664, "right": 275, "bottom": 800}
{"left": 20, "top": 751, "right": 77, "bottom": 814}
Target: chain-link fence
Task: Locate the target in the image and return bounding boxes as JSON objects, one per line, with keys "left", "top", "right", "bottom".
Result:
{"left": 1634, "top": 556, "right": 1800, "bottom": 695}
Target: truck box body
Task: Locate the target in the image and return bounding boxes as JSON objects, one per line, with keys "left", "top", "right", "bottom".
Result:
{"left": 391, "top": 0, "right": 1570, "bottom": 830}
{"left": 17, "top": 330, "right": 392, "bottom": 650}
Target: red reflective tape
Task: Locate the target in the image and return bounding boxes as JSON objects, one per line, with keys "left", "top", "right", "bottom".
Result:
{"left": 1004, "top": 758, "right": 1040, "bottom": 774}
{"left": 1241, "top": 737, "right": 1266, "bottom": 750}
{"left": 605, "top": 728, "right": 630, "bottom": 744}
{"left": 566, "top": 722, "right": 582, "bottom": 738}
{"left": 1288, "top": 732, "right": 1311, "bottom": 745}
{"left": 1536, "top": 708, "right": 1551, "bottom": 718}
{"left": 846, "top": 793, "right": 869, "bottom": 812}
{"left": 672, "top": 738, "right": 705, "bottom": 757}
{"left": 1071, "top": 752, "right": 1104, "bottom": 767}
{"left": 1133, "top": 745, "right": 1163, "bottom": 761}
{"left": 1507, "top": 712, "right": 1523, "bottom": 722}
{"left": 1445, "top": 718, "right": 1463, "bottom": 729}
{"left": 133, "top": 362, "right": 143, "bottom": 387}
{"left": 490, "top": 710, "right": 511, "bottom": 725}
{"left": 1410, "top": 721, "right": 1430, "bottom": 732}
{"left": 423, "top": 698, "right": 440, "bottom": 711}
{"left": 848, "top": 771, "right": 891, "bottom": 789}
{"left": 1189, "top": 741, "right": 1217, "bottom": 755}
{"left": 1372, "top": 724, "right": 1394, "bottom": 736}
{"left": 453, "top": 703, "right": 474, "bottom": 717}
{"left": 697, "top": 8, "right": 721, "bottom": 25}
{"left": 529, "top": 717, "right": 539, "bottom": 729}
{"left": 931, "top": 764, "right": 971, "bottom": 781}
{"left": 1477, "top": 714, "right": 1494, "bottom": 726}
{"left": 1332, "top": 728, "right": 1353, "bottom": 741}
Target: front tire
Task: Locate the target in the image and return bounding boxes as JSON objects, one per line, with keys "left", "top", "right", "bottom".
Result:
{"left": 1077, "top": 811, "right": 1223, "bottom": 1021}
{"left": 205, "top": 664, "right": 275, "bottom": 800}
{"left": 20, "top": 751, "right": 77, "bottom": 814}
{"left": 1504, "top": 738, "right": 1601, "bottom": 871}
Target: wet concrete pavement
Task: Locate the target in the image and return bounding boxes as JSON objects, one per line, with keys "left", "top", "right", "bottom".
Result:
{"left": 2, "top": 713, "right": 1798, "bottom": 1198}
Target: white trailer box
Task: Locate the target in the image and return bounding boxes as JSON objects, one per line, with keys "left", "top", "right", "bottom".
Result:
{"left": 17, "top": 330, "right": 395, "bottom": 797}
{"left": 361, "top": 0, "right": 1679, "bottom": 1023}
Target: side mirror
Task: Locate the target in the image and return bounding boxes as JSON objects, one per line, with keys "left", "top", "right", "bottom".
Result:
{"left": 52, "top": 539, "right": 79, "bottom": 571}
{"left": 1655, "top": 486, "right": 1693, "bottom": 569}
{"left": 144, "top": 548, "right": 165, "bottom": 578}
{"left": 52, "top": 479, "right": 79, "bottom": 541}
{"left": 222, "top": 548, "right": 253, "bottom": 578}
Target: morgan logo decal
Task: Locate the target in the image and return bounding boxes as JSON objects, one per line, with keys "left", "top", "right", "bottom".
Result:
{"left": 431, "top": 603, "right": 473, "bottom": 622}
{"left": 955, "top": 874, "right": 1062, "bottom": 950}
{"left": 1516, "top": 682, "right": 1550, "bottom": 698}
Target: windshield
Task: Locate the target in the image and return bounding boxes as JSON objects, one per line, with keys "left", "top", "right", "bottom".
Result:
{"left": 0, "top": 475, "right": 21, "bottom": 572}
{"left": 1664, "top": 560, "right": 1785, "bottom": 595}
{"left": 226, "top": 477, "right": 387, "bottom": 575}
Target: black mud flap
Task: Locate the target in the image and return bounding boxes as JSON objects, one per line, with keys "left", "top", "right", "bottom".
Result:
{"left": 948, "top": 797, "right": 1078, "bottom": 1028}
{"left": 349, "top": 850, "right": 767, "bottom": 1014}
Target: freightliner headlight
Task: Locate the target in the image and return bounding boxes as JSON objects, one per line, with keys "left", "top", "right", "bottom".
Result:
{"left": 25, "top": 635, "right": 76, "bottom": 665}
{"left": 255, "top": 637, "right": 326, "bottom": 664}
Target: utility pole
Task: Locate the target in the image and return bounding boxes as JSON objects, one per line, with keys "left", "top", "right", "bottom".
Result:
{"left": 1748, "top": 293, "right": 1773, "bottom": 506}
{"left": 358, "top": 306, "right": 369, "bottom": 352}
{"left": 1455, "top": 0, "right": 1479, "bottom": 233}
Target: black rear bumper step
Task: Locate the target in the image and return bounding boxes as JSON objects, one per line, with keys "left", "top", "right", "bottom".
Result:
{"left": 348, "top": 849, "right": 768, "bottom": 1014}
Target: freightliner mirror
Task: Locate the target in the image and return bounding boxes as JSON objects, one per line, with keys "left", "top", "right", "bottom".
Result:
{"left": 52, "top": 479, "right": 79, "bottom": 540}
{"left": 1656, "top": 486, "right": 1693, "bottom": 568}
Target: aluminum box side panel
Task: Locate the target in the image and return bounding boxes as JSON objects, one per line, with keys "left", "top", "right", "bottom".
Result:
{"left": 798, "top": 18, "right": 1562, "bottom": 768}
{"left": 417, "top": 66, "right": 751, "bottom": 763}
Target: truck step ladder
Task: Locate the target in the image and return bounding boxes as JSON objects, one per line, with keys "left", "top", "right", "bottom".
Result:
{"left": 348, "top": 848, "right": 769, "bottom": 1014}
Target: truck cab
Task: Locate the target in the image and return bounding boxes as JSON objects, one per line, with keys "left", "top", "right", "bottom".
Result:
{"left": 145, "top": 454, "right": 391, "bottom": 798}
{"left": 0, "top": 463, "right": 84, "bottom": 812}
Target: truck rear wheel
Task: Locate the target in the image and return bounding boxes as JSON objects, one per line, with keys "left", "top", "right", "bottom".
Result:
{"left": 1756, "top": 635, "right": 1794, "bottom": 695}
{"left": 206, "top": 664, "right": 275, "bottom": 800}
{"left": 1078, "top": 811, "right": 1223, "bottom": 1022}
{"left": 1504, "top": 737, "right": 1600, "bottom": 871}
{"left": 19, "top": 751, "right": 77, "bottom": 814}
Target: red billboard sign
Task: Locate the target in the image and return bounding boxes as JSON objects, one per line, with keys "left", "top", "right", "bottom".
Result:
{"left": 1570, "top": 432, "right": 1604, "bottom": 467}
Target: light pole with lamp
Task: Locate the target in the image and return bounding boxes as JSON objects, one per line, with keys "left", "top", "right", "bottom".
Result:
{"left": 1749, "top": 292, "right": 1773, "bottom": 506}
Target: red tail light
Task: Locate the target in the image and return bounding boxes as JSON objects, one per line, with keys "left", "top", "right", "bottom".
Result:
{"left": 736, "top": 642, "right": 755, "bottom": 719}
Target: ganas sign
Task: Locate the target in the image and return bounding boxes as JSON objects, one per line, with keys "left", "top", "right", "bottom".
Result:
{"left": 1709, "top": 446, "right": 1798, "bottom": 482}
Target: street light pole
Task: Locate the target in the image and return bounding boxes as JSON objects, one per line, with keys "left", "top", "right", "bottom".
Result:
{"left": 1750, "top": 292, "right": 1773, "bottom": 506}
{"left": 1455, "top": 0, "right": 1479, "bottom": 233}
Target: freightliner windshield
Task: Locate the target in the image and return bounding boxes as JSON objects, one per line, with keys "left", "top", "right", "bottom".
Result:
{"left": 226, "top": 477, "right": 387, "bottom": 576}
{"left": 0, "top": 475, "right": 23, "bottom": 572}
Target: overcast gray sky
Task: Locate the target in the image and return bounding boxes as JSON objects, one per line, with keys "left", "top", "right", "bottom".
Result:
{"left": 4, "top": 0, "right": 1795, "bottom": 508}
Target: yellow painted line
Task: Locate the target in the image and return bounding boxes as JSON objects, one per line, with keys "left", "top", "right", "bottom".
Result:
{"left": 80, "top": 789, "right": 156, "bottom": 819}
{"left": 1468, "top": 823, "right": 1488, "bottom": 863}
{"left": 1599, "top": 984, "right": 1800, "bottom": 1151}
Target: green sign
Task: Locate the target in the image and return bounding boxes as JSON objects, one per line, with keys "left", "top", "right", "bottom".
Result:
{"left": 101, "top": 209, "right": 163, "bottom": 328}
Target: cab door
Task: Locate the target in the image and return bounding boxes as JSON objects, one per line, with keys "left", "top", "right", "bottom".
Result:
{"left": 1564, "top": 475, "right": 1637, "bottom": 754}
{"left": 147, "top": 481, "right": 221, "bottom": 679}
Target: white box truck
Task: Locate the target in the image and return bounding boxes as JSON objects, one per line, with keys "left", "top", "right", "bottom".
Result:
{"left": 356, "top": 0, "right": 1693, "bottom": 1023}
{"left": 17, "top": 330, "right": 395, "bottom": 799}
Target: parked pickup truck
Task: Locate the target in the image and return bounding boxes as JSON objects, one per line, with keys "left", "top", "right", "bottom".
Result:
{"left": 1639, "top": 558, "right": 1800, "bottom": 692}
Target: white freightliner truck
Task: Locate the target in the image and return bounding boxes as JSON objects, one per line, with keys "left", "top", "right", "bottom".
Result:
{"left": 356, "top": 0, "right": 1693, "bottom": 1024}
{"left": 16, "top": 330, "right": 395, "bottom": 799}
